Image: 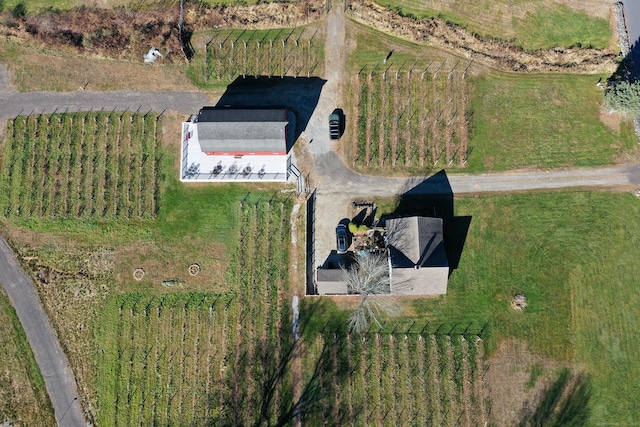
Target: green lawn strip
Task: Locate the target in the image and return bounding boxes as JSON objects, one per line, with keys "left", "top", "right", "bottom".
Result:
{"left": 371, "top": 0, "right": 610, "bottom": 50}
{"left": 513, "top": 5, "right": 610, "bottom": 51}
{"left": 468, "top": 73, "right": 637, "bottom": 172}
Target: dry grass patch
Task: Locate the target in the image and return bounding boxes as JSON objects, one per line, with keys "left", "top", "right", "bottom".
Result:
{"left": 0, "top": 39, "right": 198, "bottom": 92}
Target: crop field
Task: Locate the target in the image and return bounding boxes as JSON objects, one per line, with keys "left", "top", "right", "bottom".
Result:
{"left": 304, "top": 326, "right": 487, "bottom": 426}
{"left": 96, "top": 197, "right": 294, "bottom": 426}
{"left": 350, "top": 61, "right": 470, "bottom": 172}
{"left": 0, "top": 112, "right": 162, "bottom": 219}
{"left": 193, "top": 27, "right": 323, "bottom": 85}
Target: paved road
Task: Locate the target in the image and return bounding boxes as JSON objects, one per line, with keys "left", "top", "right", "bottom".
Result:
{"left": 623, "top": 1, "right": 640, "bottom": 72}
{"left": 0, "top": 238, "right": 86, "bottom": 427}
{"left": 0, "top": 89, "right": 211, "bottom": 122}
{"left": 2, "top": 6, "right": 640, "bottom": 411}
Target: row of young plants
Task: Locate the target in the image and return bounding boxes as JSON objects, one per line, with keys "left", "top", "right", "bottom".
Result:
{"left": 304, "top": 328, "right": 486, "bottom": 426}
{"left": 200, "top": 27, "right": 322, "bottom": 83}
{"left": 351, "top": 65, "right": 471, "bottom": 172}
{"left": 96, "top": 197, "right": 293, "bottom": 425}
{"left": 0, "top": 112, "right": 161, "bottom": 219}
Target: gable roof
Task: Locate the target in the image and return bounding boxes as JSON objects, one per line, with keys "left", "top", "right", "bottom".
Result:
{"left": 385, "top": 216, "right": 448, "bottom": 269}
{"left": 195, "top": 108, "right": 289, "bottom": 153}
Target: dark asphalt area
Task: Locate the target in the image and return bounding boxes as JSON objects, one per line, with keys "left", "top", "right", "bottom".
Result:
{"left": 0, "top": 238, "right": 86, "bottom": 427}
{"left": 623, "top": 1, "right": 640, "bottom": 75}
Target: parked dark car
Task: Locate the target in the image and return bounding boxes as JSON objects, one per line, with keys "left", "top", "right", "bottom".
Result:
{"left": 336, "top": 224, "right": 348, "bottom": 254}
{"left": 329, "top": 108, "right": 343, "bottom": 139}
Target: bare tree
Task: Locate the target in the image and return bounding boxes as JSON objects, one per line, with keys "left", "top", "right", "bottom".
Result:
{"left": 343, "top": 254, "right": 400, "bottom": 333}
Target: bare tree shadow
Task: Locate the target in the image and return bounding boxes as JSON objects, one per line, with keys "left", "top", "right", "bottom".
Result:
{"left": 205, "top": 297, "right": 355, "bottom": 426}
{"left": 518, "top": 369, "right": 591, "bottom": 427}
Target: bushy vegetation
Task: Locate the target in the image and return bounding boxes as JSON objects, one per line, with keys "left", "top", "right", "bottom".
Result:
{"left": 603, "top": 80, "right": 640, "bottom": 116}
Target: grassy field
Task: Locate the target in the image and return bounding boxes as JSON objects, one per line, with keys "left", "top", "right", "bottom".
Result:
{"left": 0, "top": 291, "right": 56, "bottom": 426}
{"left": 364, "top": 191, "right": 640, "bottom": 425}
{"left": 0, "top": 112, "right": 162, "bottom": 219}
{"left": 469, "top": 73, "right": 637, "bottom": 171}
{"left": 0, "top": 39, "right": 200, "bottom": 92}
{"left": 372, "top": 0, "right": 612, "bottom": 50}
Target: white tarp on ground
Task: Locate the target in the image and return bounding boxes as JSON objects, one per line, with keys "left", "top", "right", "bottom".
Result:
{"left": 180, "top": 122, "right": 289, "bottom": 182}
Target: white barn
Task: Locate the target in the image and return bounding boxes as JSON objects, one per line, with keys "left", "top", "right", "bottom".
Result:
{"left": 180, "top": 107, "right": 294, "bottom": 182}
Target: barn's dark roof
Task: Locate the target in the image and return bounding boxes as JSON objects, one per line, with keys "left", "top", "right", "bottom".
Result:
{"left": 196, "top": 107, "right": 288, "bottom": 123}
{"left": 195, "top": 107, "right": 289, "bottom": 153}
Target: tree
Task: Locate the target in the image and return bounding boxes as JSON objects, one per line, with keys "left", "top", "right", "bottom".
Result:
{"left": 603, "top": 80, "right": 640, "bottom": 116}
{"left": 343, "top": 254, "right": 400, "bottom": 333}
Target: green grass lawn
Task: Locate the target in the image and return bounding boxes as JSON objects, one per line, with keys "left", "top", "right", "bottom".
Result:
{"left": 0, "top": 291, "right": 56, "bottom": 426}
{"left": 355, "top": 191, "right": 640, "bottom": 424}
{"left": 468, "top": 73, "right": 637, "bottom": 172}
{"left": 373, "top": 0, "right": 611, "bottom": 50}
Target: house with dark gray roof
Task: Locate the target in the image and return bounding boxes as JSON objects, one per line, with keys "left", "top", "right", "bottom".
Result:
{"left": 180, "top": 107, "right": 293, "bottom": 182}
{"left": 385, "top": 216, "right": 449, "bottom": 295}
{"left": 315, "top": 215, "right": 449, "bottom": 296}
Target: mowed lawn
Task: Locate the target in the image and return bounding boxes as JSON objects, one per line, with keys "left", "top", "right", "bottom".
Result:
{"left": 468, "top": 73, "right": 637, "bottom": 172}
{"left": 406, "top": 191, "right": 640, "bottom": 424}
{"left": 373, "top": 0, "right": 611, "bottom": 50}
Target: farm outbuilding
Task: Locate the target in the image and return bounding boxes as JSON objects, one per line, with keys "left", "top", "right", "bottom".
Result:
{"left": 180, "top": 107, "right": 294, "bottom": 182}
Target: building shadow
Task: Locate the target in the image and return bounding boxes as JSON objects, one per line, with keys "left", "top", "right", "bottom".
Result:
{"left": 216, "top": 76, "right": 326, "bottom": 151}
{"left": 385, "top": 169, "right": 471, "bottom": 274}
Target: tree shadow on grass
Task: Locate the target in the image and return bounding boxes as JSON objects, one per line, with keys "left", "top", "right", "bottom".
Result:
{"left": 207, "top": 297, "right": 355, "bottom": 426}
{"left": 518, "top": 368, "right": 591, "bottom": 427}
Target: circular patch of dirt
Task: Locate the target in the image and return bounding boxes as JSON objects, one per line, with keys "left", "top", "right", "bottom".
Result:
{"left": 133, "top": 268, "right": 145, "bottom": 281}
{"left": 188, "top": 263, "right": 200, "bottom": 276}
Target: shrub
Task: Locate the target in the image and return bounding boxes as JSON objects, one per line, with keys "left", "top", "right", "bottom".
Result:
{"left": 11, "top": 2, "right": 26, "bottom": 19}
{"left": 603, "top": 80, "right": 640, "bottom": 116}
